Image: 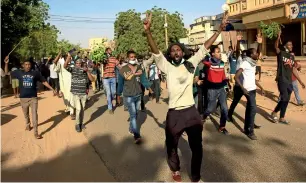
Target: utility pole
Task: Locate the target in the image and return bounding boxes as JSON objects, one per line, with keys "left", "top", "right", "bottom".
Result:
{"left": 164, "top": 14, "right": 168, "bottom": 49}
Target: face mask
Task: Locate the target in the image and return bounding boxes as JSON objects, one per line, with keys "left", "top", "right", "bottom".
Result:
{"left": 129, "top": 59, "right": 137, "bottom": 65}
{"left": 171, "top": 58, "right": 185, "bottom": 66}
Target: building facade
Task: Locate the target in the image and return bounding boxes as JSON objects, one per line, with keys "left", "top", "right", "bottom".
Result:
{"left": 88, "top": 38, "right": 115, "bottom": 51}
{"left": 180, "top": 13, "right": 246, "bottom": 51}
{"left": 227, "top": 0, "right": 306, "bottom": 56}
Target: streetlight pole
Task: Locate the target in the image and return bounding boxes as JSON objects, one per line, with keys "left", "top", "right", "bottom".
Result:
{"left": 164, "top": 14, "right": 168, "bottom": 49}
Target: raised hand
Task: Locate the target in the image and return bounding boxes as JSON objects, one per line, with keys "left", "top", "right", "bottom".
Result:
{"left": 4, "top": 56, "right": 9, "bottom": 64}
{"left": 278, "top": 29, "right": 282, "bottom": 37}
{"left": 219, "top": 11, "right": 229, "bottom": 32}
{"left": 257, "top": 33, "right": 263, "bottom": 44}
{"left": 143, "top": 12, "right": 152, "bottom": 31}
{"left": 237, "top": 32, "right": 243, "bottom": 41}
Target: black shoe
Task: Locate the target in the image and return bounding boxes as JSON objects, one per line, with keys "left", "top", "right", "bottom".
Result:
{"left": 246, "top": 133, "right": 258, "bottom": 140}
{"left": 75, "top": 125, "right": 82, "bottom": 132}
{"left": 109, "top": 110, "right": 114, "bottom": 114}
{"left": 218, "top": 127, "right": 229, "bottom": 135}
{"left": 254, "top": 124, "right": 261, "bottom": 129}
{"left": 81, "top": 124, "right": 86, "bottom": 130}
{"left": 134, "top": 137, "right": 142, "bottom": 144}
{"left": 227, "top": 116, "right": 234, "bottom": 122}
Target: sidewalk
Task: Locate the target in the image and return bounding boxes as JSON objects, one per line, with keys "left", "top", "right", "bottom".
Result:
{"left": 1, "top": 92, "right": 115, "bottom": 181}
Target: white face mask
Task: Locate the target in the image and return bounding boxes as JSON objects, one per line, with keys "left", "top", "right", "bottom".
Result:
{"left": 129, "top": 59, "right": 137, "bottom": 65}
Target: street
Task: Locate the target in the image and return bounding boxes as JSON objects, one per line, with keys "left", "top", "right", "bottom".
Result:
{"left": 1, "top": 65, "right": 306, "bottom": 182}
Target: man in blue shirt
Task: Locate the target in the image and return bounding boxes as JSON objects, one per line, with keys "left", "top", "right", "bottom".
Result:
{"left": 4, "top": 55, "right": 57, "bottom": 139}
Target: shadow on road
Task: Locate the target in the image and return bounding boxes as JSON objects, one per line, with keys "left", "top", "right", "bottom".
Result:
{"left": 1, "top": 97, "right": 45, "bottom": 113}
{"left": 39, "top": 110, "right": 68, "bottom": 136}
{"left": 2, "top": 126, "right": 305, "bottom": 181}
{"left": 1, "top": 113, "right": 17, "bottom": 126}
{"left": 84, "top": 105, "right": 108, "bottom": 126}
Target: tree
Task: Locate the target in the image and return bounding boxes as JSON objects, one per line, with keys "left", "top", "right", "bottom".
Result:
{"left": 114, "top": 9, "right": 147, "bottom": 56}
{"left": 148, "top": 7, "right": 187, "bottom": 52}
{"left": 114, "top": 7, "right": 187, "bottom": 55}
{"left": 1, "top": 0, "right": 47, "bottom": 58}
{"left": 16, "top": 24, "right": 60, "bottom": 60}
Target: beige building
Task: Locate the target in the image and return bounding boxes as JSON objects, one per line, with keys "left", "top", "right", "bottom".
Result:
{"left": 180, "top": 13, "right": 246, "bottom": 51}
{"left": 88, "top": 38, "right": 115, "bottom": 51}
{"left": 227, "top": 0, "right": 306, "bottom": 56}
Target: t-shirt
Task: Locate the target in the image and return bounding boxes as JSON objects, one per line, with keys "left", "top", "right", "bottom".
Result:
{"left": 193, "top": 67, "right": 200, "bottom": 95}
{"left": 229, "top": 54, "right": 237, "bottom": 74}
{"left": 11, "top": 70, "right": 46, "bottom": 98}
{"left": 240, "top": 61, "right": 256, "bottom": 91}
{"left": 119, "top": 65, "right": 142, "bottom": 97}
{"left": 149, "top": 64, "right": 159, "bottom": 80}
{"left": 152, "top": 45, "right": 209, "bottom": 109}
{"left": 49, "top": 64, "right": 58, "bottom": 79}
{"left": 67, "top": 67, "right": 89, "bottom": 95}
{"left": 276, "top": 51, "right": 295, "bottom": 84}
{"left": 11, "top": 67, "right": 18, "bottom": 79}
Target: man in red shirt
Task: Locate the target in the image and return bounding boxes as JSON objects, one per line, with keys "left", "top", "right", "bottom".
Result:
{"left": 102, "top": 48, "right": 120, "bottom": 114}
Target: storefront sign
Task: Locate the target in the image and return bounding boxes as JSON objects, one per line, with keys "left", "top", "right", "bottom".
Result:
{"left": 290, "top": 1, "right": 306, "bottom": 19}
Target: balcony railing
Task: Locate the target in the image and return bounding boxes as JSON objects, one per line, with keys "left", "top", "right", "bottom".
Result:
{"left": 228, "top": 0, "right": 296, "bottom": 17}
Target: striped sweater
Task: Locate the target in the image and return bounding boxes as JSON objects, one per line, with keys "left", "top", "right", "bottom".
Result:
{"left": 103, "top": 57, "right": 119, "bottom": 78}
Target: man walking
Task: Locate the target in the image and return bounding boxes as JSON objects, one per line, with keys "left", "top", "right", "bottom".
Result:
{"left": 272, "top": 31, "right": 305, "bottom": 124}
{"left": 144, "top": 12, "right": 227, "bottom": 182}
{"left": 148, "top": 62, "right": 161, "bottom": 103}
{"left": 4, "top": 56, "right": 56, "bottom": 139}
{"left": 64, "top": 54, "right": 94, "bottom": 132}
{"left": 102, "top": 48, "right": 120, "bottom": 114}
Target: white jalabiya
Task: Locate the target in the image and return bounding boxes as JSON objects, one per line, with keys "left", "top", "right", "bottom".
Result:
{"left": 54, "top": 58, "right": 74, "bottom": 112}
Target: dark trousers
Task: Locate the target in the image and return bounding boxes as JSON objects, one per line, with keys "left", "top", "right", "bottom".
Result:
{"left": 96, "top": 74, "right": 101, "bottom": 90}
{"left": 274, "top": 81, "right": 293, "bottom": 118}
{"left": 141, "top": 85, "right": 145, "bottom": 110}
{"left": 151, "top": 79, "right": 161, "bottom": 102}
{"left": 244, "top": 90, "right": 257, "bottom": 134}
{"left": 228, "top": 85, "right": 244, "bottom": 118}
{"left": 166, "top": 106, "right": 203, "bottom": 182}
{"left": 204, "top": 88, "right": 228, "bottom": 127}
{"left": 197, "top": 86, "right": 208, "bottom": 115}
{"left": 50, "top": 78, "right": 59, "bottom": 93}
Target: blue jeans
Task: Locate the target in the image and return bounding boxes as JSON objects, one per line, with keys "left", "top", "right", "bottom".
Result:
{"left": 126, "top": 95, "right": 141, "bottom": 139}
{"left": 292, "top": 80, "right": 302, "bottom": 104}
{"left": 103, "top": 78, "right": 116, "bottom": 110}
{"left": 204, "top": 88, "right": 228, "bottom": 127}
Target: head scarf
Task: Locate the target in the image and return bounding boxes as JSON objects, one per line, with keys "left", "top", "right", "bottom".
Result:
{"left": 165, "top": 43, "right": 195, "bottom": 73}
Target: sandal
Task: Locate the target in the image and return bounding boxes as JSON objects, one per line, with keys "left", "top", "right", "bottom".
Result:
{"left": 279, "top": 120, "right": 291, "bottom": 125}
{"left": 271, "top": 112, "right": 278, "bottom": 123}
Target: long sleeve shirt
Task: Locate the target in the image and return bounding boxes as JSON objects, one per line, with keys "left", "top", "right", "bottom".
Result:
{"left": 152, "top": 45, "right": 209, "bottom": 109}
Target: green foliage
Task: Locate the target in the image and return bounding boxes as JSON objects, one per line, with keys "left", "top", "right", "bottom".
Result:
{"left": 1, "top": 0, "right": 43, "bottom": 57}
{"left": 259, "top": 21, "right": 284, "bottom": 40}
{"left": 90, "top": 43, "right": 107, "bottom": 62}
{"left": 16, "top": 24, "right": 60, "bottom": 60}
{"left": 2, "top": 0, "right": 81, "bottom": 62}
{"left": 114, "top": 7, "right": 187, "bottom": 56}
{"left": 114, "top": 9, "right": 148, "bottom": 56}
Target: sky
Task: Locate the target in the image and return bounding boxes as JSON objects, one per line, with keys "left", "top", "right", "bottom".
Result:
{"left": 44, "top": 0, "right": 225, "bottom": 48}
